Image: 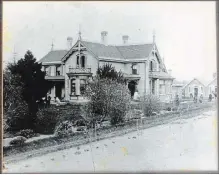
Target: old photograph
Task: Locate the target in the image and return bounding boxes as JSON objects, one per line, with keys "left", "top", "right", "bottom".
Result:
{"left": 2, "top": 1, "right": 218, "bottom": 173}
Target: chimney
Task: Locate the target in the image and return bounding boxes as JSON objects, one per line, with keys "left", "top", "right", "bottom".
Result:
{"left": 101, "top": 31, "right": 108, "bottom": 45}
{"left": 122, "top": 35, "right": 129, "bottom": 45}
{"left": 168, "top": 69, "right": 172, "bottom": 76}
{"left": 67, "top": 37, "right": 73, "bottom": 50}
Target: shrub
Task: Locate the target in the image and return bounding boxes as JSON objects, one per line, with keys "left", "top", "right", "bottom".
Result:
{"left": 35, "top": 107, "right": 59, "bottom": 134}
{"left": 83, "top": 78, "right": 131, "bottom": 126}
{"left": 140, "top": 94, "right": 161, "bottom": 117}
{"left": 9, "top": 136, "right": 27, "bottom": 146}
{"left": 74, "top": 119, "right": 86, "bottom": 127}
{"left": 54, "top": 120, "right": 74, "bottom": 137}
{"left": 76, "top": 126, "right": 87, "bottom": 132}
{"left": 16, "top": 129, "right": 36, "bottom": 139}
{"left": 4, "top": 101, "right": 29, "bottom": 132}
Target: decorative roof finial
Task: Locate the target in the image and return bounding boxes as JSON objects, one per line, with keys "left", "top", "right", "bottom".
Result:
{"left": 153, "top": 29, "right": 156, "bottom": 44}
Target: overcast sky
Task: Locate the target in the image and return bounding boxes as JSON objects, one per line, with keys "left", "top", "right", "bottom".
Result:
{"left": 3, "top": 1, "right": 216, "bottom": 82}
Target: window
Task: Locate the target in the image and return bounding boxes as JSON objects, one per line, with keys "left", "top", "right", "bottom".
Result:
{"left": 159, "top": 84, "right": 165, "bottom": 94}
{"left": 80, "top": 79, "right": 86, "bottom": 95}
{"left": 71, "top": 79, "right": 76, "bottom": 95}
{"left": 81, "top": 56, "right": 85, "bottom": 68}
{"left": 150, "top": 61, "right": 153, "bottom": 71}
{"left": 45, "top": 66, "right": 51, "bottom": 76}
{"left": 76, "top": 54, "right": 86, "bottom": 68}
{"left": 132, "top": 64, "right": 138, "bottom": 74}
{"left": 56, "top": 66, "right": 61, "bottom": 76}
{"left": 76, "top": 56, "right": 79, "bottom": 67}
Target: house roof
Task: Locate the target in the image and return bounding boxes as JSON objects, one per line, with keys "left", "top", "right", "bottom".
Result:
{"left": 172, "top": 80, "right": 185, "bottom": 86}
{"left": 206, "top": 77, "right": 217, "bottom": 87}
{"left": 182, "top": 78, "right": 205, "bottom": 89}
{"left": 40, "top": 40, "right": 155, "bottom": 63}
{"left": 116, "top": 44, "right": 154, "bottom": 59}
{"left": 81, "top": 41, "right": 124, "bottom": 59}
{"left": 81, "top": 40, "right": 154, "bottom": 59}
{"left": 39, "top": 50, "right": 68, "bottom": 63}
{"left": 149, "top": 71, "right": 174, "bottom": 80}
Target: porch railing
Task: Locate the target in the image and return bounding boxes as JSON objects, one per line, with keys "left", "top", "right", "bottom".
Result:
{"left": 69, "top": 67, "right": 91, "bottom": 74}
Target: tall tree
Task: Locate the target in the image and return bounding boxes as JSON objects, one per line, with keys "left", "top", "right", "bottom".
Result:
{"left": 8, "top": 50, "right": 52, "bottom": 129}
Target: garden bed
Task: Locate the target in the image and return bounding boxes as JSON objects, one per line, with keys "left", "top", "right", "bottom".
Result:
{"left": 3, "top": 102, "right": 216, "bottom": 163}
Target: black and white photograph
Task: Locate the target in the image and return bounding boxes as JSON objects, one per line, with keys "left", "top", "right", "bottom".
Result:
{"left": 2, "top": 1, "right": 218, "bottom": 173}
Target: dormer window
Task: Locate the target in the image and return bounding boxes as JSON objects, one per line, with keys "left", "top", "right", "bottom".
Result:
{"left": 132, "top": 64, "right": 138, "bottom": 74}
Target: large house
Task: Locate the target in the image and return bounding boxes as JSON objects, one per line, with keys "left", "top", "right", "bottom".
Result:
{"left": 39, "top": 31, "right": 174, "bottom": 102}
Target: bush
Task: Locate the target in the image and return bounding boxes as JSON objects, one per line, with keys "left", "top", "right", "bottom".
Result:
{"left": 74, "top": 119, "right": 86, "bottom": 127}
{"left": 4, "top": 101, "right": 29, "bottom": 132}
{"left": 9, "top": 136, "right": 27, "bottom": 146}
{"left": 140, "top": 94, "right": 161, "bottom": 117}
{"left": 83, "top": 78, "right": 131, "bottom": 126}
{"left": 35, "top": 107, "right": 59, "bottom": 134}
{"left": 16, "top": 129, "right": 36, "bottom": 139}
{"left": 76, "top": 126, "right": 87, "bottom": 132}
{"left": 54, "top": 120, "right": 74, "bottom": 137}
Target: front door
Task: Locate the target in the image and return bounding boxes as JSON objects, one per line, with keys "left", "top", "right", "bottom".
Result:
{"left": 194, "top": 87, "right": 198, "bottom": 97}
{"left": 128, "top": 81, "right": 136, "bottom": 98}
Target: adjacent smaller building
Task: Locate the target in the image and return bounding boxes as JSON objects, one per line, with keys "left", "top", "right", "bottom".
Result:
{"left": 181, "top": 78, "right": 205, "bottom": 99}
{"left": 206, "top": 73, "right": 217, "bottom": 97}
{"left": 172, "top": 80, "right": 185, "bottom": 99}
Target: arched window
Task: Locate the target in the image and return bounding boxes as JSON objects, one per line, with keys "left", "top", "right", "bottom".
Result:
{"left": 81, "top": 55, "right": 85, "bottom": 68}
{"left": 76, "top": 54, "right": 86, "bottom": 68}
{"left": 76, "top": 56, "right": 79, "bottom": 67}
{"left": 150, "top": 61, "right": 153, "bottom": 71}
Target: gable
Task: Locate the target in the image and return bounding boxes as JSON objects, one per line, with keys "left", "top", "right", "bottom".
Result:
{"left": 149, "top": 45, "right": 167, "bottom": 72}
{"left": 207, "top": 77, "right": 217, "bottom": 87}
{"left": 183, "top": 79, "right": 205, "bottom": 89}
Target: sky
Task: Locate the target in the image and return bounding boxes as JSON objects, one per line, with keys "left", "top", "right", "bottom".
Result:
{"left": 3, "top": 1, "right": 217, "bottom": 83}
